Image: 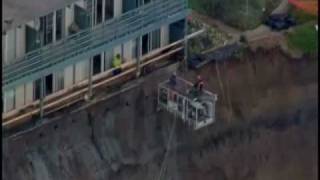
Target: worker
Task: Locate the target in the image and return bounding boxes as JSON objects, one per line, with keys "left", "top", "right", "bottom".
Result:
{"left": 190, "top": 75, "right": 204, "bottom": 98}
{"left": 194, "top": 75, "right": 204, "bottom": 92}
{"left": 169, "top": 72, "right": 177, "bottom": 87}
{"left": 112, "top": 54, "right": 122, "bottom": 75}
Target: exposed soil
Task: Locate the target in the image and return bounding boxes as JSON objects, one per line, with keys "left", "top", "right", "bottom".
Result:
{"left": 2, "top": 48, "right": 318, "bottom": 180}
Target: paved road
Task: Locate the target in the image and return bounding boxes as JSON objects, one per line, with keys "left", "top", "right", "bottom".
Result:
{"left": 191, "top": 11, "right": 242, "bottom": 43}
{"left": 272, "top": 0, "right": 289, "bottom": 14}
{"left": 191, "top": 0, "right": 298, "bottom": 56}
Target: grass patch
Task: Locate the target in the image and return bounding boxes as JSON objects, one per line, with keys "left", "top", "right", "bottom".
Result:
{"left": 188, "top": 0, "right": 281, "bottom": 30}
{"left": 287, "top": 23, "right": 318, "bottom": 54}
{"left": 189, "top": 0, "right": 203, "bottom": 12}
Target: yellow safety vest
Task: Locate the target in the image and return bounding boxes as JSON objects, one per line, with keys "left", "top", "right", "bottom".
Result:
{"left": 113, "top": 56, "right": 121, "bottom": 68}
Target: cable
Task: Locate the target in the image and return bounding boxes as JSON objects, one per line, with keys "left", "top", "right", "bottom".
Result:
{"left": 156, "top": 1, "right": 189, "bottom": 179}
{"left": 156, "top": 111, "right": 177, "bottom": 180}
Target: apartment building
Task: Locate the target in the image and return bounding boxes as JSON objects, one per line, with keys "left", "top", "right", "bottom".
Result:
{"left": 2, "top": 0, "right": 189, "bottom": 117}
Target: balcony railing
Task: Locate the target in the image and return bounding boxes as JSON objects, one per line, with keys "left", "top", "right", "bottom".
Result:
{"left": 3, "top": 0, "right": 189, "bottom": 91}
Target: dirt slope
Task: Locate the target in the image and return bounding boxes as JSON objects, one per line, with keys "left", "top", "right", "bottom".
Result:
{"left": 3, "top": 48, "right": 318, "bottom": 180}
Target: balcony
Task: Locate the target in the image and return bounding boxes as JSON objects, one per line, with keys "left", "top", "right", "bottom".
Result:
{"left": 3, "top": 0, "right": 189, "bottom": 91}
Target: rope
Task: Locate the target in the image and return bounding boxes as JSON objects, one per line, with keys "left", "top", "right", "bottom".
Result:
{"left": 156, "top": 2, "right": 188, "bottom": 179}
{"left": 215, "top": 62, "right": 226, "bottom": 104}
{"left": 223, "top": 60, "right": 233, "bottom": 123}
{"left": 156, "top": 111, "right": 177, "bottom": 180}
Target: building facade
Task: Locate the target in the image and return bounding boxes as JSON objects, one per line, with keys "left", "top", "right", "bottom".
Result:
{"left": 2, "top": 0, "right": 188, "bottom": 116}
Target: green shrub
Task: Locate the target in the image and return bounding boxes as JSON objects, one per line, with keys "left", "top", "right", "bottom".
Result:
{"left": 287, "top": 23, "right": 318, "bottom": 54}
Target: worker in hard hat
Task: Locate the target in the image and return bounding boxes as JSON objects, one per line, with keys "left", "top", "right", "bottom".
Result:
{"left": 194, "top": 75, "right": 204, "bottom": 92}
{"left": 191, "top": 75, "right": 204, "bottom": 97}
{"left": 112, "top": 54, "right": 122, "bottom": 75}
{"left": 169, "top": 72, "right": 177, "bottom": 87}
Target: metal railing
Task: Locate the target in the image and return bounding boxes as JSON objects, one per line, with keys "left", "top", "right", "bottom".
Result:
{"left": 158, "top": 77, "right": 218, "bottom": 130}
{"left": 3, "top": 0, "right": 189, "bottom": 91}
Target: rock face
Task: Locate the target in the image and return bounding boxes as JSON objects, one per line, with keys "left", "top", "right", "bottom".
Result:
{"left": 3, "top": 48, "right": 318, "bottom": 180}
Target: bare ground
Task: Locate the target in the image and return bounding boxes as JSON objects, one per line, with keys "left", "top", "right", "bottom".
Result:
{"left": 2, "top": 48, "right": 318, "bottom": 180}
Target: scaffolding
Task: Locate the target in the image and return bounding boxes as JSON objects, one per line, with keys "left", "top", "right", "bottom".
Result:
{"left": 158, "top": 76, "right": 218, "bottom": 130}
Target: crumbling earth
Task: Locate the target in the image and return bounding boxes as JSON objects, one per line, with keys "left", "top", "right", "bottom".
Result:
{"left": 2, "top": 48, "right": 318, "bottom": 180}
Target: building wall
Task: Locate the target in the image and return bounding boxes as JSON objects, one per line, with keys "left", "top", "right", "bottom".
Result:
{"left": 161, "top": 25, "right": 169, "bottom": 47}
{"left": 3, "top": 0, "right": 182, "bottom": 114}
{"left": 64, "top": 65, "right": 75, "bottom": 88}
{"left": 25, "top": 82, "right": 34, "bottom": 105}
{"left": 104, "top": 49, "right": 113, "bottom": 70}
{"left": 54, "top": 70, "right": 65, "bottom": 92}
{"left": 15, "top": 85, "right": 25, "bottom": 109}
{"left": 113, "top": 45, "right": 122, "bottom": 59}
{"left": 3, "top": 89, "right": 15, "bottom": 113}
{"left": 123, "top": 40, "right": 133, "bottom": 62}
{"left": 16, "top": 25, "right": 26, "bottom": 59}
{"left": 75, "top": 60, "right": 90, "bottom": 83}
{"left": 2, "top": 33, "right": 7, "bottom": 65}
{"left": 5, "top": 29, "right": 16, "bottom": 64}
{"left": 65, "top": 4, "right": 75, "bottom": 36}
{"left": 114, "top": 0, "right": 123, "bottom": 17}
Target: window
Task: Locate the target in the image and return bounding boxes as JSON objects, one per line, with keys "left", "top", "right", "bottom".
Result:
{"left": 141, "top": 29, "right": 160, "bottom": 55}
{"left": 144, "top": 0, "right": 151, "bottom": 5}
{"left": 56, "top": 9, "right": 63, "bottom": 41}
{"left": 26, "top": 25, "right": 39, "bottom": 53}
{"left": 74, "top": 5, "right": 90, "bottom": 30}
{"left": 169, "top": 19, "right": 186, "bottom": 43}
{"left": 142, "top": 33, "right": 150, "bottom": 55}
{"left": 96, "top": 0, "right": 103, "bottom": 24}
{"left": 40, "top": 13, "right": 53, "bottom": 45}
{"left": 34, "top": 79, "right": 41, "bottom": 101}
{"left": 45, "top": 74, "right": 53, "bottom": 96}
{"left": 34, "top": 75, "right": 53, "bottom": 99}
{"left": 105, "top": 0, "right": 114, "bottom": 20}
{"left": 93, "top": 54, "right": 102, "bottom": 75}
{"left": 123, "top": 0, "right": 139, "bottom": 13}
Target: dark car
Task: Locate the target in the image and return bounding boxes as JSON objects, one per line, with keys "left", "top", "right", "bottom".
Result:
{"left": 265, "top": 13, "right": 296, "bottom": 30}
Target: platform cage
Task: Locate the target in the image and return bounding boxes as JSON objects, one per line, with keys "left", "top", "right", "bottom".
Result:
{"left": 158, "top": 76, "right": 218, "bottom": 130}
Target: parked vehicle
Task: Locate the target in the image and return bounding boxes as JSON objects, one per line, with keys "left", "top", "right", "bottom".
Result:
{"left": 265, "top": 14, "right": 296, "bottom": 30}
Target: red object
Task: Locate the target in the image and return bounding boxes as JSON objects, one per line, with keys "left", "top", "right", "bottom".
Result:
{"left": 195, "top": 75, "right": 204, "bottom": 91}
{"left": 288, "top": 0, "right": 318, "bottom": 15}
{"left": 198, "top": 81, "right": 204, "bottom": 91}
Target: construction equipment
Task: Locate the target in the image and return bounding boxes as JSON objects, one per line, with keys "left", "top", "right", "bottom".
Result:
{"left": 157, "top": 76, "right": 218, "bottom": 130}
{"left": 188, "top": 43, "right": 241, "bottom": 69}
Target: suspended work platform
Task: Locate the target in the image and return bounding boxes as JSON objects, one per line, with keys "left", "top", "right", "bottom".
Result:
{"left": 158, "top": 76, "right": 218, "bottom": 130}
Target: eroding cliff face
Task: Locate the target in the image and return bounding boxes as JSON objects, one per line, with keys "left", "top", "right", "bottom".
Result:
{"left": 3, "top": 49, "right": 318, "bottom": 180}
